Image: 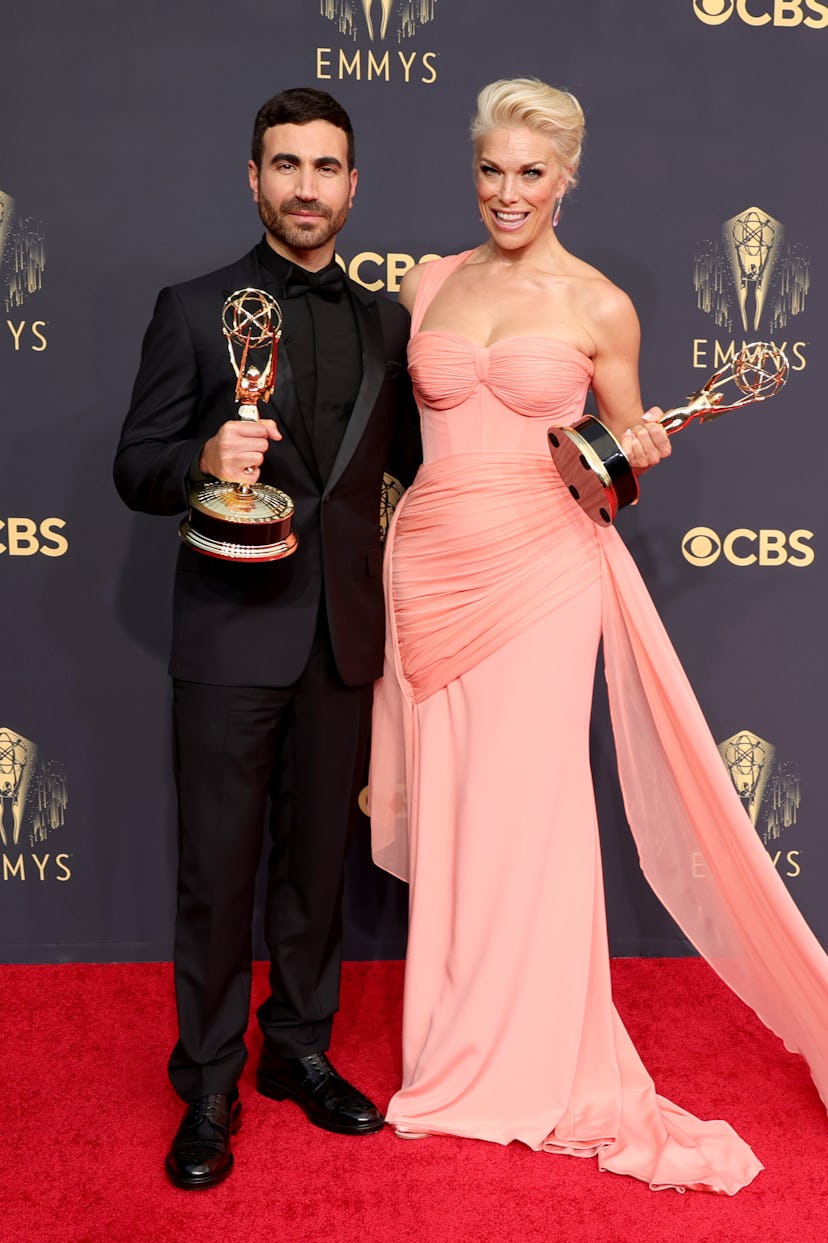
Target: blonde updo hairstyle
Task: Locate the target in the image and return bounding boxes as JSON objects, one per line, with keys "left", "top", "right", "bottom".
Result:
{"left": 470, "top": 77, "right": 585, "bottom": 190}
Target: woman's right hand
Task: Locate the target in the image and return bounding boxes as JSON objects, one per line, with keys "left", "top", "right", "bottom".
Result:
{"left": 620, "top": 408, "right": 671, "bottom": 473}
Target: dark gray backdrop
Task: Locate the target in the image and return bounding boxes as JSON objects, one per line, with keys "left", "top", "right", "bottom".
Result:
{"left": 2, "top": 0, "right": 825, "bottom": 962}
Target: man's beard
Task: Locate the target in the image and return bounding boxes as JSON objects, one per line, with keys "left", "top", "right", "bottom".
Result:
{"left": 257, "top": 192, "right": 349, "bottom": 253}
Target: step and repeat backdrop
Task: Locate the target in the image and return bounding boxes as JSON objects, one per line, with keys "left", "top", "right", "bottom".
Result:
{"left": 2, "top": 1, "right": 826, "bottom": 962}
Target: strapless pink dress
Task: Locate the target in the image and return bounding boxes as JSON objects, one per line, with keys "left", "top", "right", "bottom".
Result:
{"left": 369, "top": 252, "right": 828, "bottom": 1193}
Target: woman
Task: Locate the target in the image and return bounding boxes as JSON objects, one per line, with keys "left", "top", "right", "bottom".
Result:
{"left": 369, "top": 78, "right": 828, "bottom": 1193}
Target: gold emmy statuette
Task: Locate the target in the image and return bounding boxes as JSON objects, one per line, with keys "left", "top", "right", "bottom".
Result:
{"left": 548, "top": 342, "right": 789, "bottom": 526}
{"left": 179, "top": 288, "right": 298, "bottom": 561}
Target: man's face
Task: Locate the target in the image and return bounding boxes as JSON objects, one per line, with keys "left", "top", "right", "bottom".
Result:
{"left": 248, "top": 120, "right": 357, "bottom": 263}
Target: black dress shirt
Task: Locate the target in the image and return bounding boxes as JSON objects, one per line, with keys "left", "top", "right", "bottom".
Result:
{"left": 256, "top": 238, "right": 362, "bottom": 482}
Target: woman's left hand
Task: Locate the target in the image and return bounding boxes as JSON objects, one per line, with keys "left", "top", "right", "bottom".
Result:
{"left": 621, "top": 407, "right": 671, "bottom": 472}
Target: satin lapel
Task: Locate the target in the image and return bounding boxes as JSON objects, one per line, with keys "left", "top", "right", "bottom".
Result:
{"left": 325, "top": 290, "right": 384, "bottom": 493}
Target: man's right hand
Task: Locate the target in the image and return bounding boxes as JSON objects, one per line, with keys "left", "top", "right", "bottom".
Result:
{"left": 199, "top": 418, "right": 282, "bottom": 483}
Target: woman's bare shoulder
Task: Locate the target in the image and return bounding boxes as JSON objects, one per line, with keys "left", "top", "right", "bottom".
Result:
{"left": 398, "top": 262, "right": 429, "bottom": 313}
{"left": 566, "top": 258, "right": 638, "bottom": 334}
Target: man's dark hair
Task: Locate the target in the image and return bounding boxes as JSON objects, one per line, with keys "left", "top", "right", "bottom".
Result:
{"left": 251, "top": 88, "right": 356, "bottom": 171}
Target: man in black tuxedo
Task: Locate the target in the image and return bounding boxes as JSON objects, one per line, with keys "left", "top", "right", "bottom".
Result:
{"left": 114, "top": 88, "right": 419, "bottom": 1190}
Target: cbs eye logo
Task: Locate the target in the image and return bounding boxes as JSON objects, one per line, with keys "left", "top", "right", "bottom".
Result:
{"left": 693, "top": 0, "right": 735, "bottom": 19}
{"left": 693, "top": 0, "right": 828, "bottom": 26}
{"left": 682, "top": 526, "right": 814, "bottom": 567}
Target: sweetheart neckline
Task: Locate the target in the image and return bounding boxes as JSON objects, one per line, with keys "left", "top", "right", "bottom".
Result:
{"left": 410, "top": 330, "right": 594, "bottom": 371}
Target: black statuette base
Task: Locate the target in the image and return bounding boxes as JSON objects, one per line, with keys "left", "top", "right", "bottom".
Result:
{"left": 548, "top": 416, "right": 640, "bottom": 526}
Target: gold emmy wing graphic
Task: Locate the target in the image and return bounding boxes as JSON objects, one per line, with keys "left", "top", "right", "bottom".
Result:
{"left": 180, "top": 288, "right": 298, "bottom": 562}
{"left": 0, "top": 190, "right": 15, "bottom": 266}
{"left": 0, "top": 188, "right": 46, "bottom": 312}
{"left": 548, "top": 342, "right": 788, "bottom": 526}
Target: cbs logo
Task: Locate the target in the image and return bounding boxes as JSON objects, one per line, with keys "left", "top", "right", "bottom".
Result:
{"left": 336, "top": 252, "right": 440, "bottom": 293}
{"left": 693, "top": 0, "right": 828, "bottom": 26}
{"left": 0, "top": 518, "right": 68, "bottom": 556}
{"left": 682, "top": 526, "right": 814, "bottom": 567}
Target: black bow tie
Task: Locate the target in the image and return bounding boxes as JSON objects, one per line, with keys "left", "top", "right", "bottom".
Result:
{"left": 283, "top": 264, "right": 345, "bottom": 301}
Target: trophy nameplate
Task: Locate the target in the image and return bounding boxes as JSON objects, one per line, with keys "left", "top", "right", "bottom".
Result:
{"left": 179, "top": 288, "right": 298, "bottom": 561}
{"left": 548, "top": 342, "right": 789, "bottom": 526}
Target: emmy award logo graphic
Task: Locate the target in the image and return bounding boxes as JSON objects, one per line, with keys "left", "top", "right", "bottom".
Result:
{"left": 0, "top": 726, "right": 70, "bottom": 880}
{"left": 180, "top": 288, "right": 298, "bottom": 563}
{"left": 721, "top": 730, "right": 771, "bottom": 824}
{"left": 0, "top": 728, "right": 35, "bottom": 848}
{"left": 729, "top": 208, "right": 778, "bottom": 333}
{"left": 719, "top": 730, "right": 801, "bottom": 846}
{"left": 321, "top": 0, "right": 437, "bottom": 39}
{"left": 548, "top": 342, "right": 788, "bottom": 525}
{"left": 361, "top": 0, "right": 393, "bottom": 38}
{"left": 0, "top": 188, "right": 45, "bottom": 313}
{"left": 694, "top": 206, "right": 809, "bottom": 336}
{"left": 380, "top": 472, "right": 404, "bottom": 541}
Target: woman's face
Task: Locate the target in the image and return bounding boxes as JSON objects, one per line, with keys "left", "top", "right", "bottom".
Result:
{"left": 475, "top": 126, "right": 570, "bottom": 252}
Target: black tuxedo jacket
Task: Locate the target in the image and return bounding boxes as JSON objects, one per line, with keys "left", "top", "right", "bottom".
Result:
{"left": 114, "top": 246, "right": 419, "bottom": 688}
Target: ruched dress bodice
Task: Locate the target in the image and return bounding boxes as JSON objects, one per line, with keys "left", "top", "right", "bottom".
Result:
{"left": 408, "top": 330, "right": 593, "bottom": 460}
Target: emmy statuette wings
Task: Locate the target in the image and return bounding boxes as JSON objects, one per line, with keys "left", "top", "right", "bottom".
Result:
{"left": 179, "top": 288, "right": 299, "bottom": 561}
{"left": 547, "top": 342, "right": 789, "bottom": 526}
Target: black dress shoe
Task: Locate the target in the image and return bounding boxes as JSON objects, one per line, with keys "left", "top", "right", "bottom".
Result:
{"left": 256, "top": 1048, "right": 384, "bottom": 1135}
{"left": 165, "top": 1090, "right": 241, "bottom": 1190}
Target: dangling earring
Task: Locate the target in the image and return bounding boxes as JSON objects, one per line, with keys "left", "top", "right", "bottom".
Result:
{"left": 552, "top": 198, "right": 562, "bottom": 229}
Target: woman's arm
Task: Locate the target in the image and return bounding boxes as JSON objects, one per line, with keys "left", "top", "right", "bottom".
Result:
{"left": 587, "top": 282, "right": 670, "bottom": 472}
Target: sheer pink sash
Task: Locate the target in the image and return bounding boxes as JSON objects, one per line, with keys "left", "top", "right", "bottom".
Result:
{"left": 599, "top": 531, "right": 828, "bottom": 1111}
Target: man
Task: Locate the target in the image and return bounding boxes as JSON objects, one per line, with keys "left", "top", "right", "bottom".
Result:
{"left": 114, "top": 88, "right": 418, "bottom": 1190}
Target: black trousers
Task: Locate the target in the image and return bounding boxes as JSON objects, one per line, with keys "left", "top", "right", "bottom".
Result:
{"left": 167, "top": 622, "right": 373, "bottom": 1101}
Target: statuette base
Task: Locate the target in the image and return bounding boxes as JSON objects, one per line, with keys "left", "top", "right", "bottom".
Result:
{"left": 180, "top": 479, "right": 298, "bottom": 562}
{"left": 548, "top": 418, "right": 640, "bottom": 526}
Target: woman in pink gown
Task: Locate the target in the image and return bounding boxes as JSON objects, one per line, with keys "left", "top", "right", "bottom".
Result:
{"left": 369, "top": 78, "right": 828, "bottom": 1194}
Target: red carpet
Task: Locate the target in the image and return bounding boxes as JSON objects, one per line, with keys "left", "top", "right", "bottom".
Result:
{"left": 1, "top": 959, "right": 825, "bottom": 1243}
